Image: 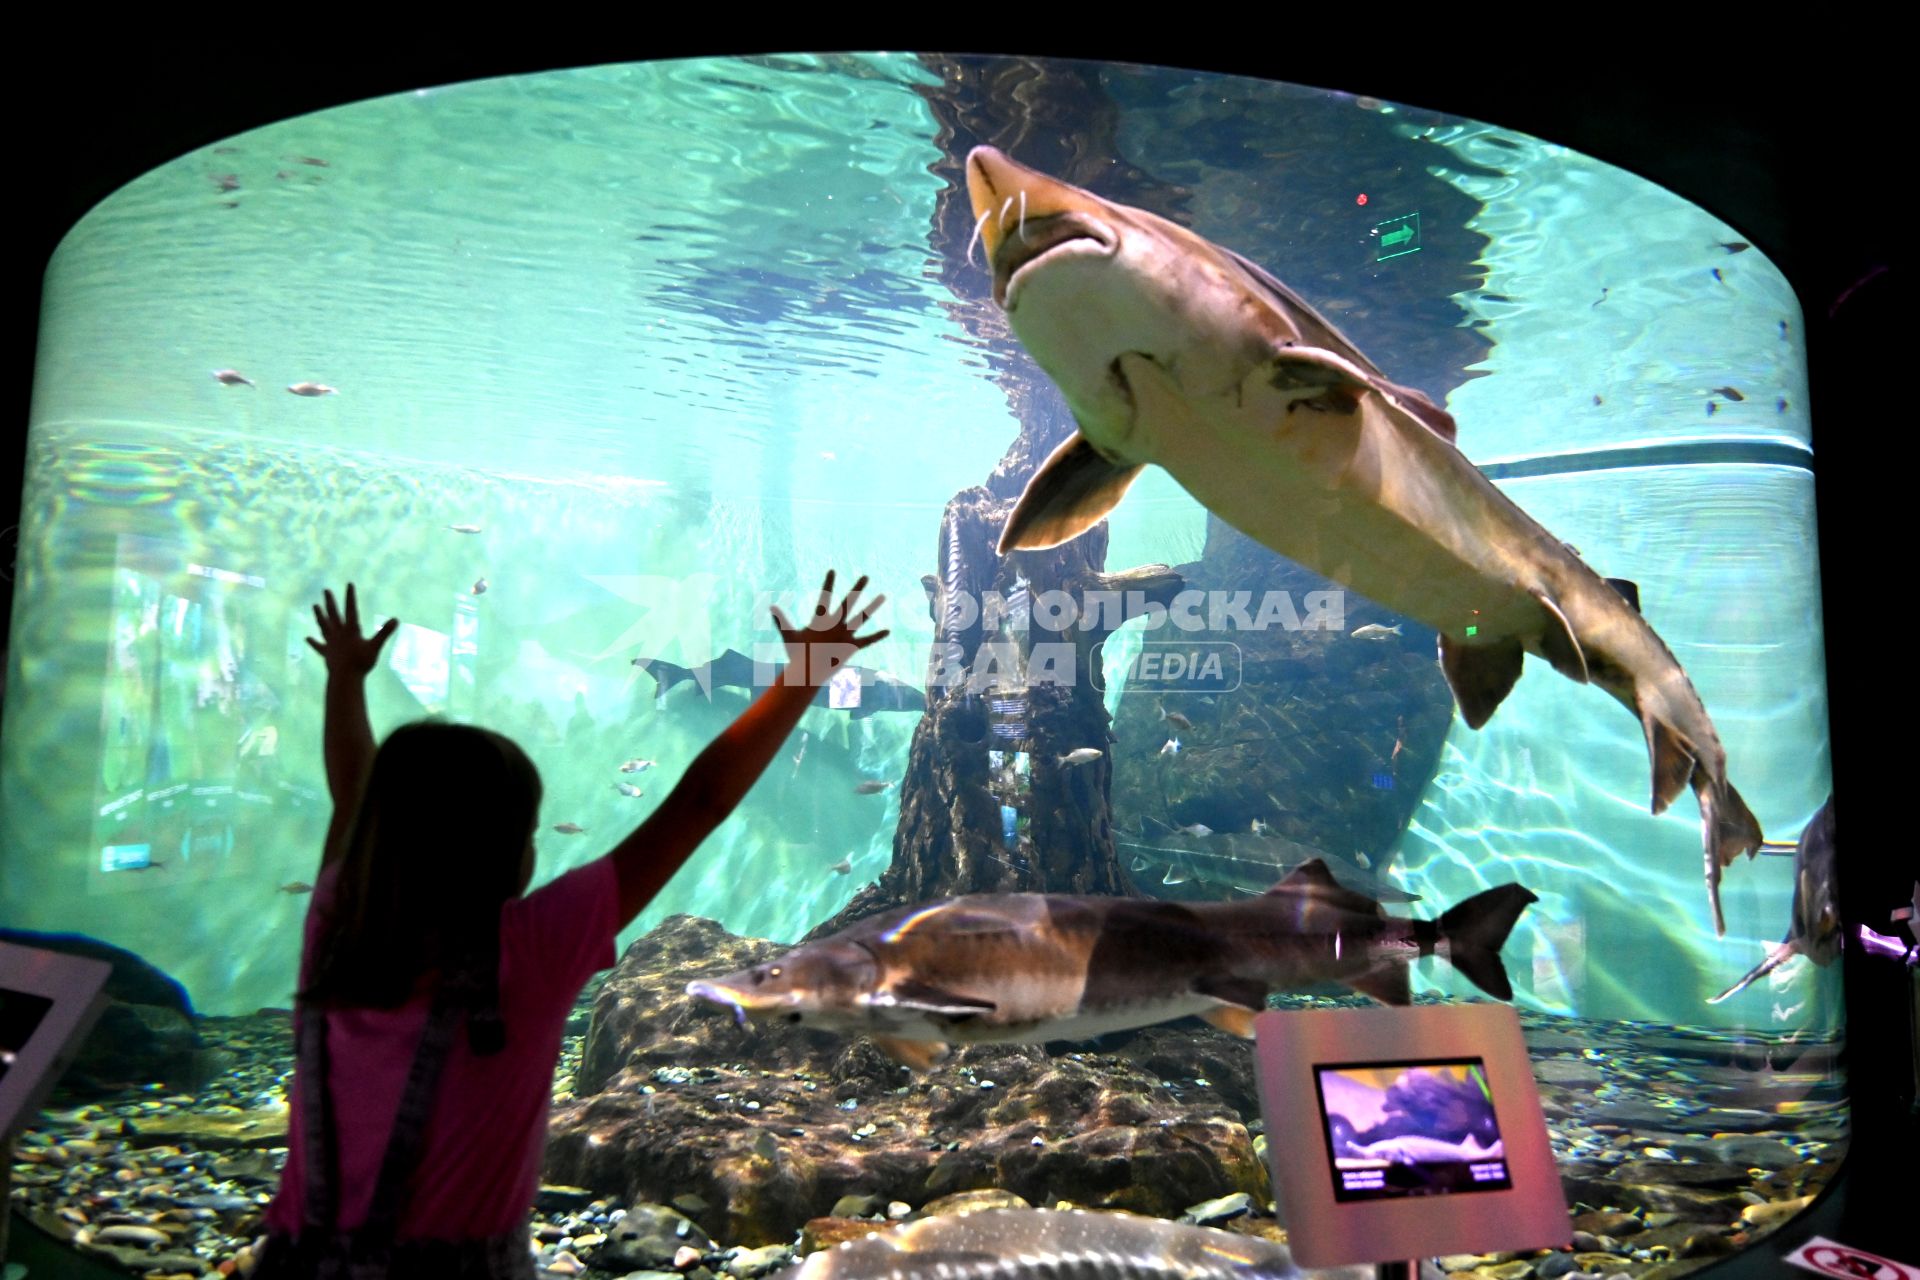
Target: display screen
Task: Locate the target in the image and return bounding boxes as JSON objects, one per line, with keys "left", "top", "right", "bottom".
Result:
{"left": 1314, "top": 1057, "right": 1512, "bottom": 1202}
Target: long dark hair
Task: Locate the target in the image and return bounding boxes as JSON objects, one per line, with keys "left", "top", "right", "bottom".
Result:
{"left": 301, "top": 721, "right": 541, "bottom": 1047}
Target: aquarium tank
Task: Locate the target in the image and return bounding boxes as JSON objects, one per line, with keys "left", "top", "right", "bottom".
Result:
{"left": 2, "top": 53, "right": 1835, "bottom": 1279}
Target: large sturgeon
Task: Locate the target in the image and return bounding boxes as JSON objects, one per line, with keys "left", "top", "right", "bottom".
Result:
{"left": 965, "top": 146, "right": 1764, "bottom": 933}
{"left": 687, "top": 860, "right": 1535, "bottom": 1070}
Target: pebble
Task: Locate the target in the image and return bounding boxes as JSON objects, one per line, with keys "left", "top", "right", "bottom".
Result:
{"left": 95, "top": 1223, "right": 171, "bottom": 1248}
{"left": 4, "top": 986, "right": 1845, "bottom": 1278}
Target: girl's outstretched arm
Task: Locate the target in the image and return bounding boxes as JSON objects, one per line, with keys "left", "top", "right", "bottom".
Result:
{"left": 307, "top": 584, "right": 399, "bottom": 870}
{"left": 610, "top": 571, "right": 887, "bottom": 928}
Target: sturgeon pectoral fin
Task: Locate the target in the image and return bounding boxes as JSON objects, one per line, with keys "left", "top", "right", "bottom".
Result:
{"left": 1643, "top": 711, "right": 1698, "bottom": 817}
{"left": 1438, "top": 634, "right": 1525, "bottom": 729}
{"left": 1344, "top": 965, "right": 1412, "bottom": 1005}
{"left": 871, "top": 1037, "right": 949, "bottom": 1072}
{"left": 1194, "top": 974, "right": 1269, "bottom": 1013}
{"left": 998, "top": 432, "right": 1144, "bottom": 553}
{"left": 883, "top": 979, "right": 998, "bottom": 1018}
{"left": 1379, "top": 377, "right": 1459, "bottom": 445}
{"left": 1198, "top": 1005, "right": 1260, "bottom": 1038}
{"left": 1532, "top": 591, "right": 1590, "bottom": 683}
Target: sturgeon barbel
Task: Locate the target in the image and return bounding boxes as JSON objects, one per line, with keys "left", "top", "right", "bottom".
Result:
{"left": 688, "top": 860, "right": 1534, "bottom": 1070}
{"left": 965, "top": 146, "right": 1764, "bottom": 933}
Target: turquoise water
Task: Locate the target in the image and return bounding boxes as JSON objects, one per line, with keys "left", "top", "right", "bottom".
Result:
{"left": 5, "top": 53, "right": 1828, "bottom": 1043}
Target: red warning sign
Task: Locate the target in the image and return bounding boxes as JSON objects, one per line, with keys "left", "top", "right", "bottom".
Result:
{"left": 1788, "top": 1236, "right": 1920, "bottom": 1280}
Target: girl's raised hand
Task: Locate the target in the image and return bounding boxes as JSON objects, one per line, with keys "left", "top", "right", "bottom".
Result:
{"left": 306, "top": 584, "right": 400, "bottom": 676}
{"left": 770, "top": 571, "right": 888, "bottom": 684}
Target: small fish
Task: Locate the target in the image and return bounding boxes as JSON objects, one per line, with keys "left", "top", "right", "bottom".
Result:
{"left": 1058, "top": 748, "right": 1103, "bottom": 768}
{"left": 211, "top": 173, "right": 240, "bottom": 192}
{"left": 854, "top": 780, "right": 895, "bottom": 795}
{"left": 448, "top": 524, "right": 483, "bottom": 535}
{"left": 1707, "top": 401, "right": 1718, "bottom": 416}
{"left": 295, "top": 156, "right": 330, "bottom": 167}
{"left": 471, "top": 577, "right": 488, "bottom": 596}
{"left": 1711, "top": 386, "right": 1746, "bottom": 402}
{"left": 830, "top": 858, "right": 852, "bottom": 876}
{"left": 1354, "top": 851, "right": 1372, "bottom": 869}
{"left": 1174, "top": 823, "right": 1213, "bottom": 838}
{"left": 615, "top": 783, "right": 645, "bottom": 798}
{"left": 212, "top": 369, "right": 254, "bottom": 387}
{"left": 1250, "top": 819, "right": 1267, "bottom": 835}
{"left": 619, "top": 758, "right": 658, "bottom": 774}
{"left": 552, "top": 823, "right": 586, "bottom": 835}
{"left": 287, "top": 382, "right": 336, "bottom": 396}
{"left": 1720, "top": 241, "right": 1751, "bottom": 254}
{"left": 1712, "top": 268, "right": 1725, "bottom": 283}
{"left": 1158, "top": 737, "right": 1181, "bottom": 757}
{"left": 1157, "top": 702, "right": 1194, "bottom": 732}
{"left": 278, "top": 881, "right": 313, "bottom": 895}
{"left": 1351, "top": 623, "right": 1402, "bottom": 640}
{"left": 1592, "top": 394, "right": 1603, "bottom": 406}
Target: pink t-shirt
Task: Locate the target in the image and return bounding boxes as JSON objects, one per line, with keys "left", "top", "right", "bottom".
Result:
{"left": 264, "top": 856, "right": 618, "bottom": 1240}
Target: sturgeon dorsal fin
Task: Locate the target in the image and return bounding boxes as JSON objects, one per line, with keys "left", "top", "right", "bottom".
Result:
{"left": 1270, "top": 858, "right": 1343, "bottom": 893}
{"left": 1268, "top": 859, "right": 1382, "bottom": 916}
{"left": 998, "top": 431, "right": 1144, "bottom": 553}
{"left": 1531, "top": 591, "right": 1590, "bottom": 683}
{"left": 1607, "top": 578, "right": 1642, "bottom": 613}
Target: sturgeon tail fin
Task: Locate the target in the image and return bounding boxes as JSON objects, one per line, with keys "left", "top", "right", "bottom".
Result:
{"left": 1417, "top": 884, "right": 1538, "bottom": 1001}
{"left": 633, "top": 657, "right": 696, "bottom": 697}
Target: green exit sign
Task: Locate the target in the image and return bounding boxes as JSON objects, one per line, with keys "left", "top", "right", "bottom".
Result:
{"left": 1374, "top": 212, "right": 1421, "bottom": 262}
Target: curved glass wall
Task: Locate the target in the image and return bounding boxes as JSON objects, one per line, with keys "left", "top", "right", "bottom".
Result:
{"left": 3, "top": 54, "right": 1834, "bottom": 1277}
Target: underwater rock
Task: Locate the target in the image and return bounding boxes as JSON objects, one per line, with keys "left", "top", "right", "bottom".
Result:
{"left": 830, "top": 1194, "right": 886, "bottom": 1219}
{"left": 63, "top": 1000, "right": 213, "bottom": 1098}
{"left": 595, "top": 1203, "right": 715, "bottom": 1271}
{"left": 1110, "top": 518, "right": 1453, "bottom": 885}
{"left": 916, "top": 1189, "right": 1032, "bottom": 1218}
{"left": 119, "top": 1108, "right": 288, "bottom": 1151}
{"left": 577, "top": 915, "right": 847, "bottom": 1094}
{"left": 553, "top": 924, "right": 1275, "bottom": 1246}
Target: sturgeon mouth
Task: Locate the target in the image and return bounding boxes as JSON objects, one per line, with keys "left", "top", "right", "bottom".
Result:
{"left": 991, "top": 213, "right": 1117, "bottom": 310}
{"left": 685, "top": 979, "right": 753, "bottom": 1026}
